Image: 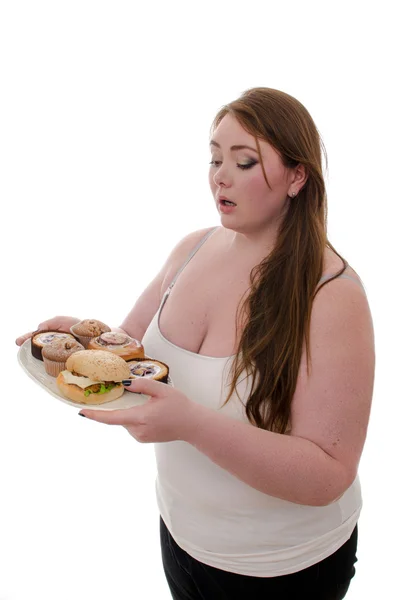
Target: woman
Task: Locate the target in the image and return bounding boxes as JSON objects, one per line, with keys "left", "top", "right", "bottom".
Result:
{"left": 16, "top": 88, "right": 375, "bottom": 599}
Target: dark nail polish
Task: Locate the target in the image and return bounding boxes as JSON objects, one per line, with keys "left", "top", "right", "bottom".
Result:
{"left": 122, "top": 380, "right": 131, "bottom": 386}
{"left": 78, "top": 413, "right": 86, "bottom": 417}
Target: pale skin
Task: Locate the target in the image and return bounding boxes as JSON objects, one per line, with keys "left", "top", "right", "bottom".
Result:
{"left": 16, "top": 114, "right": 375, "bottom": 507}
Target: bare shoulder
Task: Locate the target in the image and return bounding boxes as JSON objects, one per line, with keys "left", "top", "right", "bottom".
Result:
{"left": 169, "top": 226, "right": 218, "bottom": 255}
{"left": 316, "top": 248, "right": 370, "bottom": 311}
{"left": 311, "top": 266, "right": 374, "bottom": 353}
{"left": 320, "top": 248, "right": 364, "bottom": 288}
{"left": 160, "top": 226, "right": 218, "bottom": 295}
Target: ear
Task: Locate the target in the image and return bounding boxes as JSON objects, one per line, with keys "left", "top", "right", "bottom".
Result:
{"left": 288, "top": 164, "right": 308, "bottom": 196}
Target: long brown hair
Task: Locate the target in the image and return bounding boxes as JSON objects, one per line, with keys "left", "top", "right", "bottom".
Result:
{"left": 212, "top": 88, "right": 347, "bottom": 434}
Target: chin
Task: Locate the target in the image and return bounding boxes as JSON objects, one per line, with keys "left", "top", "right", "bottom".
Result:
{"left": 219, "top": 220, "right": 240, "bottom": 233}
{"left": 218, "top": 217, "right": 247, "bottom": 234}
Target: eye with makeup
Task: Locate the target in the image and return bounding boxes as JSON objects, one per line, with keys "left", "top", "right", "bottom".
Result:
{"left": 209, "top": 159, "right": 258, "bottom": 170}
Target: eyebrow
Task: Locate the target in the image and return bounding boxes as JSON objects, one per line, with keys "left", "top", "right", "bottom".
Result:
{"left": 210, "top": 140, "right": 258, "bottom": 154}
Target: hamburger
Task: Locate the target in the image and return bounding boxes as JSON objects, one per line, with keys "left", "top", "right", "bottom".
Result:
{"left": 56, "top": 350, "right": 130, "bottom": 405}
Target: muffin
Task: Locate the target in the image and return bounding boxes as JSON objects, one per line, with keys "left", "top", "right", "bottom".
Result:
{"left": 88, "top": 331, "right": 145, "bottom": 360}
{"left": 31, "top": 331, "right": 77, "bottom": 361}
{"left": 42, "top": 338, "right": 85, "bottom": 377}
{"left": 69, "top": 319, "right": 111, "bottom": 348}
{"left": 126, "top": 358, "right": 169, "bottom": 383}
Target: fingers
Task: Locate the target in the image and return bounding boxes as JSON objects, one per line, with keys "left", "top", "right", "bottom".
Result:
{"left": 37, "top": 321, "right": 62, "bottom": 332}
{"left": 15, "top": 332, "right": 34, "bottom": 346}
{"left": 124, "top": 378, "right": 165, "bottom": 396}
{"left": 15, "top": 325, "right": 55, "bottom": 346}
{"left": 15, "top": 318, "right": 69, "bottom": 346}
{"left": 79, "top": 407, "right": 144, "bottom": 425}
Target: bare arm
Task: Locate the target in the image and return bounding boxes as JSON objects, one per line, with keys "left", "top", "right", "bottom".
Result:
{"left": 183, "top": 278, "right": 375, "bottom": 506}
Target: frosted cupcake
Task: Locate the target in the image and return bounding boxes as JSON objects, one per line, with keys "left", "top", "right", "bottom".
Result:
{"left": 31, "top": 331, "right": 77, "bottom": 361}
{"left": 69, "top": 319, "right": 111, "bottom": 348}
{"left": 42, "top": 338, "right": 85, "bottom": 377}
{"left": 126, "top": 358, "right": 169, "bottom": 383}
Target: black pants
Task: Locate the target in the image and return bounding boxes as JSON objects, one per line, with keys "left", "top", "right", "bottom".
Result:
{"left": 160, "top": 516, "right": 358, "bottom": 600}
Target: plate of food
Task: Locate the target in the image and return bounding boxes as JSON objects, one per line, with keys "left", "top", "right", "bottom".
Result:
{"left": 17, "top": 323, "right": 172, "bottom": 411}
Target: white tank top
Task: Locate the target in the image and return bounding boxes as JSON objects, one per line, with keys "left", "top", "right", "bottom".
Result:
{"left": 142, "top": 228, "right": 362, "bottom": 577}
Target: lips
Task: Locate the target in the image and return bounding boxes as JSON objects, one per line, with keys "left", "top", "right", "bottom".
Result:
{"left": 218, "top": 196, "right": 237, "bottom": 206}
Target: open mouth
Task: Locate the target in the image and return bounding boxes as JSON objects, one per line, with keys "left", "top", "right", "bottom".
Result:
{"left": 220, "top": 199, "right": 236, "bottom": 207}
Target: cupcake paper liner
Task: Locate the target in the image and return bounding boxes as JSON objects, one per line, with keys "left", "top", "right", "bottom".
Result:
{"left": 43, "top": 357, "right": 67, "bottom": 377}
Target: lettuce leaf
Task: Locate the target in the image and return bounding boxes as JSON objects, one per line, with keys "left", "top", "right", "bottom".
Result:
{"left": 84, "top": 383, "right": 116, "bottom": 397}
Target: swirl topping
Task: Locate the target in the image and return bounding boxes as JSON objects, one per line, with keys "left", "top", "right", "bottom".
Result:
{"left": 35, "top": 332, "right": 72, "bottom": 345}
{"left": 97, "top": 332, "right": 134, "bottom": 347}
{"left": 128, "top": 361, "right": 162, "bottom": 378}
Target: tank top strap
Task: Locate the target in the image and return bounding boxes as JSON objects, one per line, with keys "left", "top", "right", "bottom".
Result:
{"left": 159, "top": 227, "right": 219, "bottom": 312}
{"left": 318, "top": 272, "right": 365, "bottom": 289}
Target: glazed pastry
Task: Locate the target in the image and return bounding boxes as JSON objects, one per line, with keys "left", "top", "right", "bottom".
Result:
{"left": 126, "top": 358, "right": 169, "bottom": 383}
{"left": 87, "top": 331, "right": 145, "bottom": 360}
{"left": 42, "top": 338, "right": 85, "bottom": 377}
{"left": 31, "top": 331, "right": 77, "bottom": 361}
{"left": 70, "top": 319, "right": 111, "bottom": 348}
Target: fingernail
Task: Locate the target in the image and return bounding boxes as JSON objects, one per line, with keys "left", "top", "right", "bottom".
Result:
{"left": 122, "top": 380, "right": 131, "bottom": 386}
{"left": 78, "top": 413, "right": 86, "bottom": 418}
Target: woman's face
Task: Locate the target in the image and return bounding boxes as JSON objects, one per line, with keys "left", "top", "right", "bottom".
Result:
{"left": 209, "top": 113, "right": 298, "bottom": 236}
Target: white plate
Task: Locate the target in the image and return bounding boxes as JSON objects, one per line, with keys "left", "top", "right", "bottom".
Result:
{"left": 17, "top": 339, "right": 172, "bottom": 411}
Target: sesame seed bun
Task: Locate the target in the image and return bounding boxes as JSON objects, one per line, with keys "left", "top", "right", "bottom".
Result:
{"left": 65, "top": 350, "right": 130, "bottom": 381}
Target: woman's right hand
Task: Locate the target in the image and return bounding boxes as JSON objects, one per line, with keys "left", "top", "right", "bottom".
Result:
{"left": 15, "top": 316, "right": 81, "bottom": 346}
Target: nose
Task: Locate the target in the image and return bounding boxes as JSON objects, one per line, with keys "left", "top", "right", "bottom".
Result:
{"left": 212, "top": 163, "right": 231, "bottom": 188}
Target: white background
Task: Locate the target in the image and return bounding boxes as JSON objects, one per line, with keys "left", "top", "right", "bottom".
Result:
{"left": 1, "top": 1, "right": 396, "bottom": 598}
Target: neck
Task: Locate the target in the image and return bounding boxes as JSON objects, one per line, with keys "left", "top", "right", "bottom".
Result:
{"left": 223, "top": 225, "right": 278, "bottom": 263}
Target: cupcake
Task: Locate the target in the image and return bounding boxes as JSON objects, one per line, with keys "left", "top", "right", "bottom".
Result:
{"left": 88, "top": 331, "right": 145, "bottom": 360}
{"left": 31, "top": 331, "right": 77, "bottom": 361}
{"left": 42, "top": 338, "right": 85, "bottom": 377}
{"left": 126, "top": 358, "right": 169, "bottom": 383}
{"left": 69, "top": 319, "right": 111, "bottom": 348}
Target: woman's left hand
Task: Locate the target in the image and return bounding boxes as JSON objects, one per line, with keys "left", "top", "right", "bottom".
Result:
{"left": 78, "top": 379, "right": 198, "bottom": 443}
